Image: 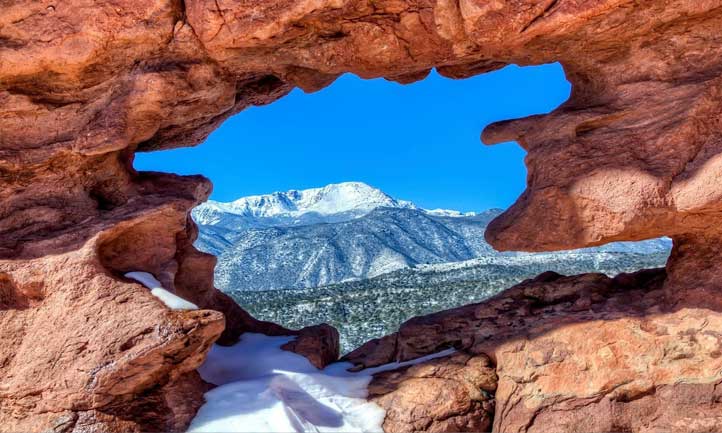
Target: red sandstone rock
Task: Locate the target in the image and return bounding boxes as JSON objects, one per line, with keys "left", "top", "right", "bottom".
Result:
{"left": 281, "top": 323, "right": 340, "bottom": 369}
{"left": 346, "top": 269, "right": 722, "bottom": 432}
{"left": 368, "top": 351, "right": 496, "bottom": 433}
{"left": 2, "top": 0, "right": 722, "bottom": 431}
{"left": 0, "top": 242, "right": 226, "bottom": 432}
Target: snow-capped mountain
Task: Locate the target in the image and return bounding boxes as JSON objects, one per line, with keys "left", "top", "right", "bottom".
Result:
{"left": 192, "top": 182, "right": 418, "bottom": 230}
{"left": 193, "top": 182, "right": 672, "bottom": 291}
{"left": 210, "top": 208, "right": 496, "bottom": 291}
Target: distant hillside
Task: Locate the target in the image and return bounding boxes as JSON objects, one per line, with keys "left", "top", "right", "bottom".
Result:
{"left": 231, "top": 251, "right": 670, "bottom": 352}
{"left": 194, "top": 182, "right": 672, "bottom": 291}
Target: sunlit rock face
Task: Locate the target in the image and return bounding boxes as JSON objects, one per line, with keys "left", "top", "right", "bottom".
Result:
{"left": 368, "top": 350, "right": 497, "bottom": 432}
{"left": 348, "top": 269, "right": 722, "bottom": 432}
{"left": 1, "top": 0, "right": 722, "bottom": 431}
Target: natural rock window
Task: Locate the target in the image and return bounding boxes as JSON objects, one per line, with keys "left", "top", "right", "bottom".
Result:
{"left": 134, "top": 66, "right": 671, "bottom": 353}
{"left": 1, "top": 1, "right": 720, "bottom": 431}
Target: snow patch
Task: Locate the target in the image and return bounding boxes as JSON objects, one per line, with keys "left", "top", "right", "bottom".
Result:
{"left": 367, "top": 248, "right": 409, "bottom": 278}
{"left": 423, "top": 208, "right": 477, "bottom": 217}
{"left": 189, "top": 333, "right": 455, "bottom": 432}
{"left": 124, "top": 271, "right": 198, "bottom": 310}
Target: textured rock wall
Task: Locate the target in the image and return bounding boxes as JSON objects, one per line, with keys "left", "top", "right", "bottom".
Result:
{"left": 368, "top": 351, "right": 497, "bottom": 432}
{"left": 2, "top": 0, "right": 722, "bottom": 431}
{"left": 348, "top": 269, "right": 722, "bottom": 432}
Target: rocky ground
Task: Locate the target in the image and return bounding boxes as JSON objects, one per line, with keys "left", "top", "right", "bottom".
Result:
{"left": 2, "top": 0, "right": 722, "bottom": 431}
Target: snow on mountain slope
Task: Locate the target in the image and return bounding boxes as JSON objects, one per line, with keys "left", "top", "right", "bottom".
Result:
{"left": 192, "top": 182, "right": 416, "bottom": 229}
{"left": 193, "top": 182, "right": 672, "bottom": 291}
{"left": 424, "top": 208, "right": 477, "bottom": 217}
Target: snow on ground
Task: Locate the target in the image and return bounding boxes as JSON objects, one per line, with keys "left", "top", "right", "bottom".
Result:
{"left": 189, "top": 333, "right": 455, "bottom": 432}
{"left": 125, "top": 271, "right": 199, "bottom": 310}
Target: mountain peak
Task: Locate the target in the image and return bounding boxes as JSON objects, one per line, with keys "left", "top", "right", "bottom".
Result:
{"left": 192, "top": 181, "right": 417, "bottom": 227}
{"left": 230, "top": 181, "right": 415, "bottom": 216}
{"left": 288, "top": 181, "right": 416, "bottom": 216}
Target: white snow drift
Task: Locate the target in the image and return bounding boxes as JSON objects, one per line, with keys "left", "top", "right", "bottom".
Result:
{"left": 124, "top": 271, "right": 198, "bottom": 310}
{"left": 189, "top": 333, "right": 455, "bottom": 432}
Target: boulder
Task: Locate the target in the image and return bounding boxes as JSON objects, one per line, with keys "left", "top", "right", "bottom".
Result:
{"left": 369, "top": 351, "right": 496, "bottom": 432}
{"left": 281, "top": 323, "right": 341, "bottom": 369}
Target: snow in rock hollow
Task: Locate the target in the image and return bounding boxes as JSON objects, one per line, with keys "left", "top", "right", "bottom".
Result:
{"left": 124, "top": 271, "right": 198, "bottom": 310}
{"left": 189, "top": 333, "right": 455, "bottom": 432}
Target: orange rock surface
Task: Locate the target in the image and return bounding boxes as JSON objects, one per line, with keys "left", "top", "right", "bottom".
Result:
{"left": 348, "top": 270, "right": 722, "bottom": 432}
{"left": 2, "top": 0, "right": 722, "bottom": 431}
{"left": 369, "top": 351, "right": 497, "bottom": 432}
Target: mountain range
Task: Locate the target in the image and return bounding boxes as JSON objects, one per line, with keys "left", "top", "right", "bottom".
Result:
{"left": 193, "top": 182, "right": 671, "bottom": 291}
{"left": 193, "top": 181, "right": 420, "bottom": 230}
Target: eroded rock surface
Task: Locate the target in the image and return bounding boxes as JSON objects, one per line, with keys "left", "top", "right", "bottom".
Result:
{"left": 281, "top": 323, "right": 341, "bottom": 369}
{"left": 2, "top": 0, "right": 722, "bottom": 431}
{"left": 346, "top": 269, "right": 722, "bottom": 432}
{"left": 369, "top": 351, "right": 496, "bottom": 432}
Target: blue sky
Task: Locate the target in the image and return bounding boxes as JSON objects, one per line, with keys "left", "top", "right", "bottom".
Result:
{"left": 134, "top": 63, "right": 570, "bottom": 212}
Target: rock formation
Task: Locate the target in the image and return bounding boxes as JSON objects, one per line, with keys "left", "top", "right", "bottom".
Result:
{"left": 1, "top": 0, "right": 722, "bottom": 431}
{"left": 368, "top": 351, "right": 497, "bottom": 432}
{"left": 280, "top": 323, "right": 341, "bottom": 369}
{"left": 349, "top": 269, "right": 722, "bottom": 432}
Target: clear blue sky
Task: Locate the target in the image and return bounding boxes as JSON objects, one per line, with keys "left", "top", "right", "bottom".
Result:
{"left": 135, "top": 63, "right": 570, "bottom": 212}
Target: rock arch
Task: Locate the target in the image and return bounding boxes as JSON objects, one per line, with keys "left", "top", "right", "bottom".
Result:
{"left": 1, "top": 0, "right": 722, "bottom": 430}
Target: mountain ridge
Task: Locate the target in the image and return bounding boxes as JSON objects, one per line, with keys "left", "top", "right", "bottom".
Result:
{"left": 194, "top": 182, "right": 671, "bottom": 292}
{"left": 192, "top": 181, "right": 479, "bottom": 230}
